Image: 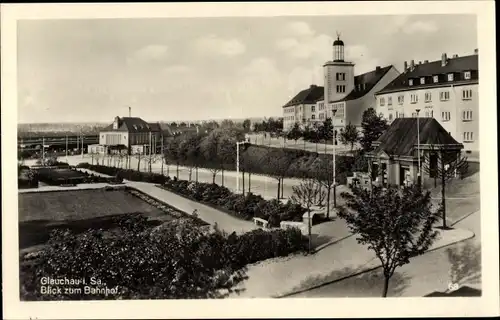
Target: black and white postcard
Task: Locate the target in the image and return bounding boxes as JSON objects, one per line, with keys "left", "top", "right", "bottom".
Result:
{"left": 2, "top": 1, "right": 499, "bottom": 319}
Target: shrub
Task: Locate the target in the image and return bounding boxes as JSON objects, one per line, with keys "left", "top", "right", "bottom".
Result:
{"left": 20, "top": 217, "right": 306, "bottom": 300}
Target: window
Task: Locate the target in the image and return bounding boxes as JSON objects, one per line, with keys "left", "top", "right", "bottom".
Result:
{"left": 388, "top": 113, "right": 393, "bottom": 121}
{"left": 447, "top": 73, "right": 454, "bottom": 81}
{"left": 462, "top": 110, "right": 473, "bottom": 121}
{"left": 433, "top": 75, "right": 439, "bottom": 83}
{"left": 424, "top": 107, "right": 434, "bottom": 118}
{"left": 420, "top": 77, "right": 425, "bottom": 84}
{"left": 336, "top": 85, "right": 346, "bottom": 93}
{"left": 398, "top": 95, "right": 404, "bottom": 105}
{"left": 440, "top": 91, "right": 450, "bottom": 101}
{"left": 311, "top": 114, "right": 316, "bottom": 120}
{"left": 311, "top": 106, "right": 315, "bottom": 112}
{"left": 412, "top": 112, "right": 418, "bottom": 117}
{"left": 380, "top": 97, "right": 385, "bottom": 106}
{"left": 410, "top": 93, "right": 418, "bottom": 104}
{"left": 463, "top": 132, "right": 474, "bottom": 142}
{"left": 464, "top": 71, "right": 471, "bottom": 80}
{"left": 409, "top": 79, "right": 414, "bottom": 86}
{"left": 396, "top": 112, "right": 405, "bottom": 118}
{"left": 336, "top": 73, "right": 346, "bottom": 81}
{"left": 388, "top": 97, "right": 393, "bottom": 105}
{"left": 425, "top": 92, "right": 432, "bottom": 102}
{"left": 441, "top": 111, "right": 451, "bottom": 121}
{"left": 462, "top": 89, "right": 473, "bottom": 100}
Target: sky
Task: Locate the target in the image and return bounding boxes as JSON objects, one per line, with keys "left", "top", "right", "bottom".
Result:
{"left": 17, "top": 14, "right": 477, "bottom": 124}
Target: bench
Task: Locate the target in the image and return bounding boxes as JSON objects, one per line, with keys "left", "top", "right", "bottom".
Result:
{"left": 253, "top": 217, "right": 269, "bottom": 229}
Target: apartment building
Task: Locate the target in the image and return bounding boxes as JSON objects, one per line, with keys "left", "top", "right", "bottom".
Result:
{"left": 282, "top": 35, "right": 399, "bottom": 132}
{"left": 375, "top": 51, "right": 479, "bottom": 152}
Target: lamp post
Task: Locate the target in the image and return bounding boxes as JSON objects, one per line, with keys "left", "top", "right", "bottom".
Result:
{"left": 332, "top": 107, "right": 337, "bottom": 208}
{"left": 65, "top": 135, "right": 69, "bottom": 163}
{"left": 416, "top": 108, "right": 421, "bottom": 186}
{"left": 236, "top": 140, "right": 247, "bottom": 194}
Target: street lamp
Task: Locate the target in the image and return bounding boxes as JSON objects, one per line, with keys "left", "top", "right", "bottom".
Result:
{"left": 415, "top": 108, "right": 421, "bottom": 186}
{"left": 236, "top": 140, "right": 248, "bottom": 194}
{"left": 332, "top": 107, "right": 337, "bottom": 208}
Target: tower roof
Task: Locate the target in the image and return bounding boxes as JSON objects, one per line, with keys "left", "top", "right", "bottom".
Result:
{"left": 333, "top": 34, "right": 344, "bottom": 46}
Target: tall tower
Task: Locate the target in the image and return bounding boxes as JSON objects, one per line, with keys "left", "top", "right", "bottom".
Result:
{"left": 323, "top": 33, "right": 355, "bottom": 117}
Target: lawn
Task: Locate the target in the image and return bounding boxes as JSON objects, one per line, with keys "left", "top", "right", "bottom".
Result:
{"left": 19, "top": 188, "right": 202, "bottom": 249}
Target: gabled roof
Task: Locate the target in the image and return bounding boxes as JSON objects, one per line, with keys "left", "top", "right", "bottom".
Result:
{"left": 371, "top": 118, "right": 463, "bottom": 157}
{"left": 377, "top": 54, "right": 478, "bottom": 94}
{"left": 101, "top": 117, "right": 171, "bottom": 134}
{"left": 283, "top": 85, "right": 324, "bottom": 108}
{"left": 330, "top": 65, "right": 393, "bottom": 103}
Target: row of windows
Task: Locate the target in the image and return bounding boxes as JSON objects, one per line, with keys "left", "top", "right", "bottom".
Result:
{"left": 408, "top": 71, "right": 472, "bottom": 86}
{"left": 336, "top": 85, "right": 346, "bottom": 93}
{"left": 335, "top": 73, "right": 346, "bottom": 81}
{"left": 284, "top": 107, "right": 294, "bottom": 113}
{"left": 318, "top": 103, "right": 325, "bottom": 111}
{"left": 463, "top": 132, "right": 474, "bottom": 142}
{"left": 285, "top": 116, "right": 295, "bottom": 121}
{"left": 385, "top": 109, "right": 473, "bottom": 122}
{"left": 380, "top": 88, "right": 474, "bottom": 106}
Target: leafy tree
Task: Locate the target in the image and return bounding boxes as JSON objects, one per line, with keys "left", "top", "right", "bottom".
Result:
{"left": 199, "top": 130, "right": 224, "bottom": 184}
{"left": 319, "top": 117, "right": 334, "bottom": 143}
{"left": 170, "top": 122, "right": 178, "bottom": 128}
{"left": 287, "top": 123, "right": 303, "bottom": 145}
{"left": 164, "top": 137, "right": 182, "bottom": 179}
{"left": 360, "top": 108, "right": 389, "bottom": 152}
{"left": 339, "top": 122, "right": 359, "bottom": 152}
{"left": 338, "top": 185, "right": 440, "bottom": 297}
{"left": 291, "top": 179, "right": 326, "bottom": 253}
{"left": 179, "top": 122, "right": 187, "bottom": 127}
{"left": 184, "top": 134, "right": 204, "bottom": 182}
{"left": 262, "top": 149, "right": 297, "bottom": 199}
{"left": 422, "top": 146, "right": 469, "bottom": 229}
{"left": 221, "top": 119, "right": 235, "bottom": 129}
{"left": 242, "top": 119, "right": 252, "bottom": 132}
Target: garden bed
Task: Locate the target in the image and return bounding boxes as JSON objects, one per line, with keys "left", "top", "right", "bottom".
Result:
{"left": 34, "top": 167, "right": 113, "bottom": 186}
{"left": 19, "top": 187, "right": 207, "bottom": 249}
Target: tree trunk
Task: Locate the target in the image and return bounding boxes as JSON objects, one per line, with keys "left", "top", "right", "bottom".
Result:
{"left": 176, "top": 163, "right": 179, "bottom": 179}
{"left": 221, "top": 169, "right": 225, "bottom": 187}
{"left": 196, "top": 167, "right": 199, "bottom": 182}
{"left": 161, "top": 158, "right": 164, "bottom": 175}
{"left": 277, "top": 178, "right": 281, "bottom": 199}
{"left": 281, "top": 177, "right": 284, "bottom": 199}
{"left": 382, "top": 275, "right": 390, "bottom": 297}
{"left": 212, "top": 172, "right": 216, "bottom": 184}
{"left": 188, "top": 168, "right": 193, "bottom": 181}
{"left": 137, "top": 158, "right": 140, "bottom": 172}
{"left": 326, "top": 186, "right": 331, "bottom": 218}
{"left": 248, "top": 172, "right": 252, "bottom": 193}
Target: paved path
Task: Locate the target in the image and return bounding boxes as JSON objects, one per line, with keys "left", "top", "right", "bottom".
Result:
{"left": 289, "top": 211, "right": 481, "bottom": 298}
{"left": 129, "top": 182, "right": 256, "bottom": 235}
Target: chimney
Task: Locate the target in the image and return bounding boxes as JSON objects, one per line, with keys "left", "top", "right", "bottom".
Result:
{"left": 424, "top": 60, "right": 429, "bottom": 64}
{"left": 418, "top": 61, "right": 422, "bottom": 65}
{"left": 452, "top": 54, "right": 459, "bottom": 58}
{"left": 128, "top": 106, "right": 131, "bottom": 117}
{"left": 474, "top": 48, "right": 478, "bottom": 55}
{"left": 376, "top": 66, "right": 381, "bottom": 71}
{"left": 410, "top": 60, "right": 415, "bottom": 70}
{"left": 441, "top": 53, "right": 447, "bottom": 67}
{"left": 404, "top": 61, "right": 408, "bottom": 71}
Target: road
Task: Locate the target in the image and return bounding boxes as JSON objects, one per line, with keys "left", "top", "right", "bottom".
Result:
{"left": 289, "top": 210, "right": 481, "bottom": 298}
{"left": 26, "top": 155, "right": 347, "bottom": 203}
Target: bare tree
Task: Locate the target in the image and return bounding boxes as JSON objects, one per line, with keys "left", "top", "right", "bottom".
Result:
{"left": 291, "top": 179, "right": 326, "bottom": 253}
{"left": 422, "top": 146, "right": 469, "bottom": 229}
{"left": 314, "top": 157, "right": 335, "bottom": 219}
{"left": 132, "top": 149, "right": 144, "bottom": 172}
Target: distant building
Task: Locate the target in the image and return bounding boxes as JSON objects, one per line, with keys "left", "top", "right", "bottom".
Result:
{"left": 282, "top": 35, "right": 400, "bottom": 132}
{"left": 375, "top": 50, "right": 479, "bottom": 152}
{"left": 366, "top": 118, "right": 463, "bottom": 187}
{"left": 92, "top": 116, "right": 173, "bottom": 155}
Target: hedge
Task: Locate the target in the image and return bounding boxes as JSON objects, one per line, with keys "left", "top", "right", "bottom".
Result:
{"left": 161, "top": 179, "right": 306, "bottom": 227}
{"left": 20, "top": 214, "right": 307, "bottom": 300}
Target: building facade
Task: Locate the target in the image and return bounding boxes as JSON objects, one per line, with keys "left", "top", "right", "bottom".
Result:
{"left": 97, "top": 116, "right": 172, "bottom": 155}
{"left": 375, "top": 51, "right": 479, "bottom": 152}
{"left": 282, "top": 36, "right": 400, "bottom": 132}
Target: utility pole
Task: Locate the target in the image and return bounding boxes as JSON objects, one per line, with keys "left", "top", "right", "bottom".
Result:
{"left": 81, "top": 132, "right": 84, "bottom": 159}
{"left": 236, "top": 140, "right": 246, "bottom": 194}
{"left": 149, "top": 131, "right": 152, "bottom": 172}
{"left": 42, "top": 137, "right": 45, "bottom": 166}
{"left": 160, "top": 134, "right": 164, "bottom": 175}
{"left": 416, "top": 108, "right": 421, "bottom": 187}
{"left": 332, "top": 109, "right": 337, "bottom": 208}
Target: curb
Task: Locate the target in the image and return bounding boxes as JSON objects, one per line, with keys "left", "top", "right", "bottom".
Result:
{"left": 275, "top": 229, "right": 476, "bottom": 298}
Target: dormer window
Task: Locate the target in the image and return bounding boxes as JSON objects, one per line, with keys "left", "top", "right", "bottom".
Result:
{"left": 464, "top": 71, "right": 471, "bottom": 80}
{"left": 447, "top": 73, "right": 454, "bottom": 81}
{"left": 433, "top": 75, "right": 439, "bottom": 83}
{"left": 420, "top": 77, "right": 425, "bottom": 85}
{"left": 408, "top": 79, "right": 414, "bottom": 86}
{"left": 133, "top": 125, "right": 138, "bottom": 130}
